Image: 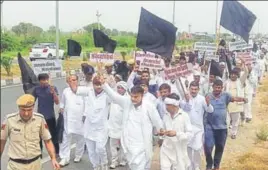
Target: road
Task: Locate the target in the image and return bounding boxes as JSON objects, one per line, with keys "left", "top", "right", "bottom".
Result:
{"left": 0, "top": 78, "right": 138, "bottom": 170}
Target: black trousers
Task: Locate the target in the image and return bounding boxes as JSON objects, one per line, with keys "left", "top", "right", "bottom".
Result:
{"left": 40, "top": 117, "right": 59, "bottom": 155}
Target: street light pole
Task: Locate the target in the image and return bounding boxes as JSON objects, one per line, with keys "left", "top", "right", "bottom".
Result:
{"left": 56, "top": 1, "right": 59, "bottom": 59}
{"left": 1, "top": 1, "right": 4, "bottom": 33}
{"left": 96, "top": 10, "right": 101, "bottom": 30}
{"left": 172, "top": 0, "right": 175, "bottom": 25}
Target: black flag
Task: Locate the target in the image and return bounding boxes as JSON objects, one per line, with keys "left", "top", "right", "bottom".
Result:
{"left": 210, "top": 60, "right": 223, "bottom": 78}
{"left": 93, "top": 29, "right": 117, "bottom": 53}
{"left": 220, "top": 0, "right": 256, "bottom": 43}
{"left": 136, "top": 7, "right": 177, "bottom": 58}
{"left": 67, "top": 39, "right": 82, "bottom": 56}
{"left": 17, "top": 53, "right": 39, "bottom": 94}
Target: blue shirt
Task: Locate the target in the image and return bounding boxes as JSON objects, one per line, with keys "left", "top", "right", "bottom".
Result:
{"left": 205, "top": 92, "right": 232, "bottom": 129}
{"left": 32, "top": 85, "right": 59, "bottom": 120}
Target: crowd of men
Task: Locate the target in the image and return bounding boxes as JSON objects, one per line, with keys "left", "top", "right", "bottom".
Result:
{"left": 1, "top": 41, "right": 268, "bottom": 170}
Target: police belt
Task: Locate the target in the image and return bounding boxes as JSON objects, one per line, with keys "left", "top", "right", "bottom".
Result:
{"left": 10, "top": 155, "right": 41, "bottom": 164}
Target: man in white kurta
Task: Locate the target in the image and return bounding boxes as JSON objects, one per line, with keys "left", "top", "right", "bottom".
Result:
{"left": 59, "top": 75, "right": 86, "bottom": 166}
{"left": 100, "top": 76, "right": 164, "bottom": 170}
{"left": 244, "top": 63, "right": 258, "bottom": 122}
{"left": 159, "top": 93, "right": 193, "bottom": 170}
{"left": 70, "top": 77, "right": 111, "bottom": 170}
{"left": 108, "top": 81, "right": 128, "bottom": 169}
{"left": 224, "top": 66, "right": 248, "bottom": 139}
{"left": 179, "top": 81, "right": 213, "bottom": 170}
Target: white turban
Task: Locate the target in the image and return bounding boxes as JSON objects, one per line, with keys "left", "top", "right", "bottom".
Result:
{"left": 164, "top": 97, "right": 180, "bottom": 106}
{"left": 116, "top": 81, "right": 128, "bottom": 91}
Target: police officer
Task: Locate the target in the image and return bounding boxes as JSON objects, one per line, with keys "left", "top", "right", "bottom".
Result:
{"left": 0, "top": 94, "right": 60, "bottom": 170}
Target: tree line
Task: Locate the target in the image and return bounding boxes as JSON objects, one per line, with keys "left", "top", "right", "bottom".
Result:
{"left": 1, "top": 22, "right": 194, "bottom": 55}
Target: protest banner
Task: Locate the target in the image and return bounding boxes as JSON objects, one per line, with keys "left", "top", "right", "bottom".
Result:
{"left": 228, "top": 40, "right": 253, "bottom": 51}
{"left": 194, "top": 42, "right": 217, "bottom": 52}
{"left": 134, "top": 51, "right": 155, "bottom": 62}
{"left": 32, "top": 59, "right": 62, "bottom": 75}
{"left": 164, "top": 63, "right": 193, "bottom": 80}
{"left": 89, "top": 53, "right": 114, "bottom": 63}
{"left": 139, "top": 57, "right": 163, "bottom": 70}
{"left": 237, "top": 52, "right": 253, "bottom": 64}
{"left": 205, "top": 53, "right": 219, "bottom": 62}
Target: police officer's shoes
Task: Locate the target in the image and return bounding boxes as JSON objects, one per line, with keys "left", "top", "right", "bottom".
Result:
{"left": 59, "top": 159, "right": 69, "bottom": 167}
{"left": 74, "top": 156, "right": 81, "bottom": 163}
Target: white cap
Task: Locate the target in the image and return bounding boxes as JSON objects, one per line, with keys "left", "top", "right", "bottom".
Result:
{"left": 219, "top": 62, "right": 225, "bottom": 66}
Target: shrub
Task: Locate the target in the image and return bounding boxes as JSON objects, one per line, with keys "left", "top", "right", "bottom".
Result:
{"left": 0, "top": 56, "right": 13, "bottom": 76}
{"left": 256, "top": 125, "right": 268, "bottom": 141}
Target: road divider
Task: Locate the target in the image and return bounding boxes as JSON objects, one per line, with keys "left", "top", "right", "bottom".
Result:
{"left": 0, "top": 69, "right": 82, "bottom": 88}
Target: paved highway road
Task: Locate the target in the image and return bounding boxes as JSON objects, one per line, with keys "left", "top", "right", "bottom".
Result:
{"left": 0, "top": 78, "right": 148, "bottom": 170}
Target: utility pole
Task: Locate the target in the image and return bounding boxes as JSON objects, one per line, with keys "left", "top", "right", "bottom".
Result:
{"left": 172, "top": 0, "right": 175, "bottom": 25}
{"left": 56, "top": 1, "right": 59, "bottom": 59}
{"left": 96, "top": 10, "right": 101, "bottom": 30}
{"left": 1, "top": 1, "right": 4, "bottom": 33}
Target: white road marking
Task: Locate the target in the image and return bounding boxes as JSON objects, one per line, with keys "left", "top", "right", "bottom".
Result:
{"left": 41, "top": 143, "right": 76, "bottom": 164}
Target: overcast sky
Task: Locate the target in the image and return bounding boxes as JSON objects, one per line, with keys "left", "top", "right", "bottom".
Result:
{"left": 2, "top": 1, "right": 268, "bottom": 34}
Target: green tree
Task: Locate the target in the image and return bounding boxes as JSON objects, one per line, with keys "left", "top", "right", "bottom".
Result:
{"left": 0, "top": 33, "right": 20, "bottom": 52}
{"left": 47, "top": 25, "right": 56, "bottom": 34}
{"left": 28, "top": 25, "right": 43, "bottom": 36}
{"left": 83, "top": 22, "right": 105, "bottom": 33}
{"left": 0, "top": 56, "right": 13, "bottom": 76}
{"left": 104, "top": 28, "right": 111, "bottom": 35}
{"left": 111, "top": 29, "right": 119, "bottom": 36}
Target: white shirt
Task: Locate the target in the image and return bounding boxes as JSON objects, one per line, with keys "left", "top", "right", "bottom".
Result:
{"left": 60, "top": 87, "right": 85, "bottom": 135}
{"left": 76, "top": 87, "right": 111, "bottom": 142}
{"left": 180, "top": 94, "right": 213, "bottom": 150}
{"left": 161, "top": 110, "right": 192, "bottom": 170}
{"left": 143, "top": 92, "right": 157, "bottom": 106}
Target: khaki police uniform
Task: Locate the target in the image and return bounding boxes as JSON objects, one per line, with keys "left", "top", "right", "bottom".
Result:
{"left": 0, "top": 94, "right": 52, "bottom": 170}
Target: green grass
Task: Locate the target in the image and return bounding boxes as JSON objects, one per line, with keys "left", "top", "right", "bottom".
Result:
{"left": 1, "top": 43, "right": 193, "bottom": 59}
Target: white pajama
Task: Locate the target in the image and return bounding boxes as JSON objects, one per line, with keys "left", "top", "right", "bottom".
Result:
{"left": 109, "top": 138, "right": 126, "bottom": 165}
{"left": 187, "top": 147, "right": 202, "bottom": 170}
{"left": 229, "top": 112, "right": 240, "bottom": 135}
{"left": 86, "top": 139, "right": 108, "bottom": 168}
{"left": 244, "top": 93, "right": 253, "bottom": 119}
{"left": 59, "top": 130, "right": 85, "bottom": 161}
{"left": 128, "top": 151, "right": 150, "bottom": 170}
{"left": 160, "top": 147, "right": 177, "bottom": 170}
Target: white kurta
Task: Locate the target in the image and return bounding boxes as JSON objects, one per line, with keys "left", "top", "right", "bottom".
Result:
{"left": 143, "top": 92, "right": 157, "bottom": 106}
{"left": 160, "top": 110, "right": 193, "bottom": 170}
{"left": 108, "top": 102, "right": 124, "bottom": 139}
{"left": 60, "top": 87, "right": 85, "bottom": 135}
{"left": 76, "top": 87, "right": 111, "bottom": 143}
{"left": 102, "top": 83, "right": 163, "bottom": 169}
{"left": 180, "top": 94, "right": 214, "bottom": 150}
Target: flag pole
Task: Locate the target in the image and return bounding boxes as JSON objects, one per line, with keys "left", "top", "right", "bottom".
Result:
{"left": 215, "top": 0, "right": 219, "bottom": 48}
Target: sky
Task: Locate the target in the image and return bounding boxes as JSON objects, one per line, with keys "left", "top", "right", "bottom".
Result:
{"left": 1, "top": 1, "right": 268, "bottom": 34}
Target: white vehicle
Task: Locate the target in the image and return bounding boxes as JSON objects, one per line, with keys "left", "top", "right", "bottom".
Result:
{"left": 29, "top": 43, "right": 65, "bottom": 61}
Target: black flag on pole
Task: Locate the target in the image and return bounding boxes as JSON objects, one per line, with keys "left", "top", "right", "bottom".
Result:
{"left": 17, "top": 52, "right": 39, "bottom": 94}
{"left": 220, "top": 0, "right": 256, "bottom": 43}
{"left": 210, "top": 60, "right": 223, "bottom": 78}
{"left": 93, "top": 29, "right": 117, "bottom": 53}
{"left": 136, "top": 7, "right": 177, "bottom": 58}
{"left": 67, "top": 39, "right": 82, "bottom": 56}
